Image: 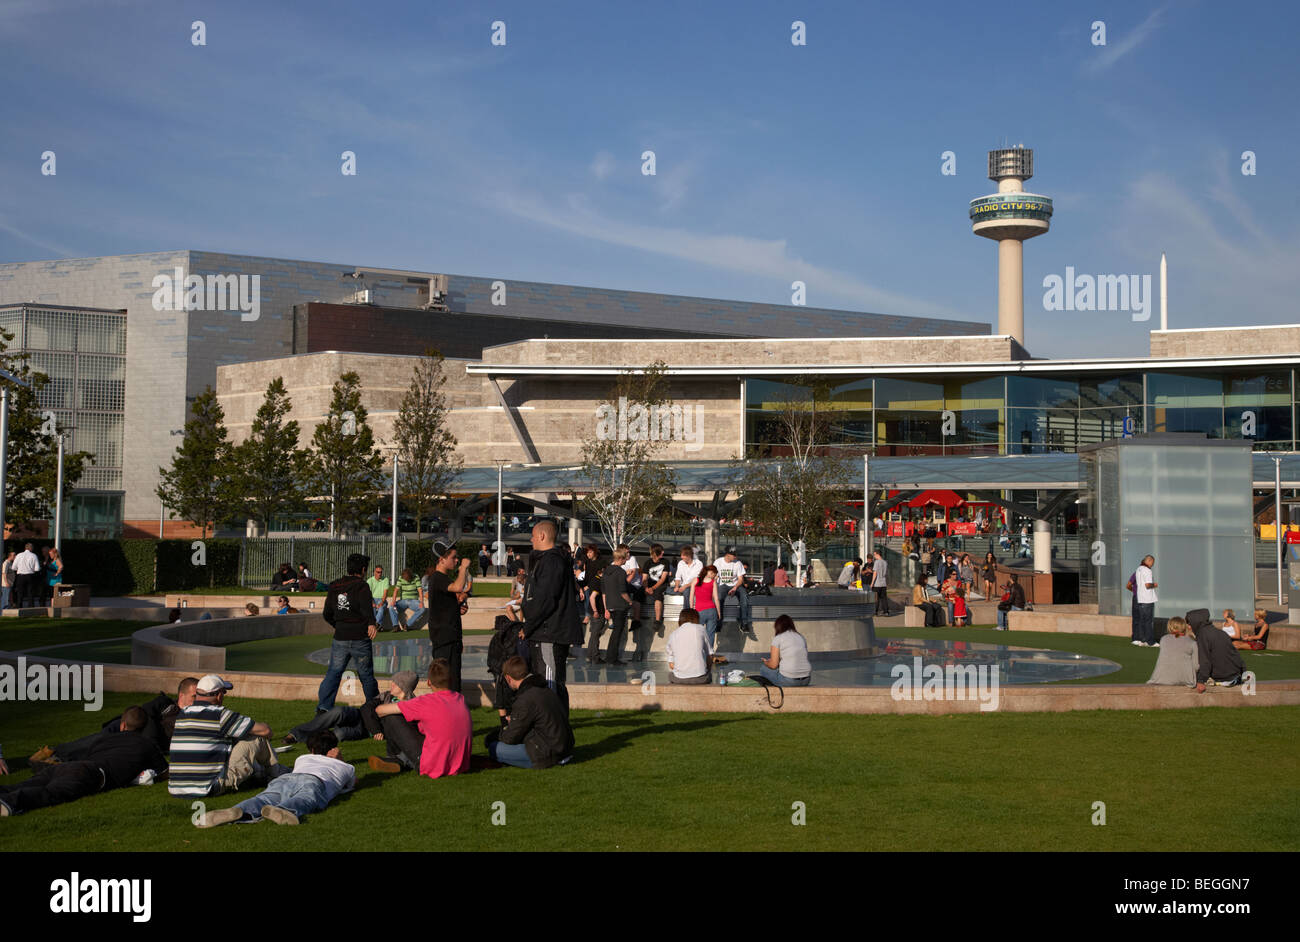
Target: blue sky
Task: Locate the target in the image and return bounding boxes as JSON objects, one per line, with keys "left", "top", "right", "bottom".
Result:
{"left": 1, "top": 0, "right": 1296, "bottom": 357}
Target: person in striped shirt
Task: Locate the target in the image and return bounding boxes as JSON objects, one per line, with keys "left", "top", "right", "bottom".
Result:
{"left": 167, "top": 674, "right": 282, "bottom": 798}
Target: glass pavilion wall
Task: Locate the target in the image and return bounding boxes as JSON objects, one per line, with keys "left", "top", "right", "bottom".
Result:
{"left": 745, "top": 368, "right": 1297, "bottom": 457}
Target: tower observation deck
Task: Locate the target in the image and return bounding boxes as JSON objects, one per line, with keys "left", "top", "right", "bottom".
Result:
{"left": 970, "top": 147, "right": 1053, "bottom": 347}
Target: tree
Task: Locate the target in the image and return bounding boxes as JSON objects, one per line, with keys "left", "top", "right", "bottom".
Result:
{"left": 309, "top": 371, "right": 384, "bottom": 536}
{"left": 579, "top": 361, "right": 676, "bottom": 551}
{"left": 0, "top": 327, "right": 91, "bottom": 532}
{"left": 732, "top": 378, "right": 853, "bottom": 583}
{"left": 392, "top": 351, "right": 462, "bottom": 538}
{"left": 231, "top": 377, "right": 312, "bottom": 533}
{"left": 155, "top": 387, "right": 239, "bottom": 539}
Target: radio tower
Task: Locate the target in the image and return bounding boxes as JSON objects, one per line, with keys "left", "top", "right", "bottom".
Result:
{"left": 969, "top": 147, "right": 1053, "bottom": 348}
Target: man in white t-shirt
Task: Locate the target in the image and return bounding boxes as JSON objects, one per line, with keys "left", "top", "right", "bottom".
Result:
{"left": 672, "top": 546, "right": 703, "bottom": 595}
{"left": 665, "top": 608, "right": 711, "bottom": 685}
{"left": 1133, "top": 555, "right": 1158, "bottom": 647}
{"left": 196, "top": 729, "right": 355, "bottom": 827}
{"left": 712, "top": 546, "right": 751, "bottom": 631}
{"left": 12, "top": 543, "right": 41, "bottom": 609}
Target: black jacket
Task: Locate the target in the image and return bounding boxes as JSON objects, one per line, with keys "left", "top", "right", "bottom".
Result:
{"left": 521, "top": 546, "right": 583, "bottom": 644}
{"left": 323, "top": 574, "right": 377, "bottom": 641}
{"left": 498, "top": 675, "right": 574, "bottom": 768}
{"left": 1194, "top": 616, "right": 1246, "bottom": 684}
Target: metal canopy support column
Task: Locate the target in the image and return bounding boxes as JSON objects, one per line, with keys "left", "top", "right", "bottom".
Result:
{"left": 489, "top": 378, "right": 540, "bottom": 464}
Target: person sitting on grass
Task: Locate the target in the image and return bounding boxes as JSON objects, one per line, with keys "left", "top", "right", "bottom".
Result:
{"left": 1192, "top": 610, "right": 1247, "bottom": 693}
{"left": 371, "top": 659, "right": 471, "bottom": 778}
{"left": 665, "top": 607, "right": 711, "bottom": 685}
{"left": 282, "top": 670, "right": 419, "bottom": 753}
{"left": 1, "top": 707, "right": 167, "bottom": 817}
{"left": 1146, "top": 615, "right": 1198, "bottom": 686}
{"left": 759, "top": 614, "right": 813, "bottom": 687}
{"left": 168, "top": 674, "right": 284, "bottom": 798}
{"left": 1236, "top": 609, "right": 1271, "bottom": 650}
{"left": 30, "top": 677, "right": 198, "bottom": 767}
{"left": 195, "top": 730, "right": 355, "bottom": 828}
{"left": 271, "top": 562, "right": 299, "bottom": 592}
{"left": 486, "top": 656, "right": 574, "bottom": 769}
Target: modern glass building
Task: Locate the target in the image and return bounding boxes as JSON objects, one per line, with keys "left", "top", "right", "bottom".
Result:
{"left": 0, "top": 303, "right": 127, "bottom": 537}
{"left": 744, "top": 363, "right": 1296, "bottom": 457}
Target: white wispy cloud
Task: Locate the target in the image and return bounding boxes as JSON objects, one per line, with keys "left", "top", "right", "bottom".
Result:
{"left": 1083, "top": 4, "right": 1170, "bottom": 74}
{"left": 489, "top": 190, "right": 947, "bottom": 315}
{"left": 0, "top": 216, "right": 80, "bottom": 259}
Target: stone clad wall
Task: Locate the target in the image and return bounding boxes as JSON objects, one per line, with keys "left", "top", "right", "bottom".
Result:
{"left": 131, "top": 612, "right": 334, "bottom": 671}
{"left": 1149, "top": 325, "right": 1300, "bottom": 359}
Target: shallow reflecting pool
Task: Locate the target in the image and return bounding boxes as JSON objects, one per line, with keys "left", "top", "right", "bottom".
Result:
{"left": 308, "top": 636, "right": 1121, "bottom": 686}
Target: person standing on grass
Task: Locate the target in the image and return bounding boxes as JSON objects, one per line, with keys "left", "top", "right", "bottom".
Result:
{"left": 486, "top": 656, "right": 574, "bottom": 769}
{"left": 45, "top": 547, "right": 64, "bottom": 599}
{"left": 521, "top": 520, "right": 583, "bottom": 715}
{"left": 479, "top": 544, "right": 492, "bottom": 578}
{"left": 317, "top": 554, "right": 380, "bottom": 712}
{"left": 425, "top": 541, "right": 471, "bottom": 694}
{"left": 196, "top": 730, "right": 355, "bottom": 827}
{"left": 373, "top": 658, "right": 471, "bottom": 779}
{"left": 600, "top": 549, "right": 632, "bottom": 665}
{"left": 1132, "top": 555, "right": 1158, "bottom": 647}
{"left": 12, "top": 542, "right": 40, "bottom": 609}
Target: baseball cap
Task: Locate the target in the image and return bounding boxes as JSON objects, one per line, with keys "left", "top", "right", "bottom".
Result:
{"left": 433, "top": 540, "right": 455, "bottom": 559}
{"left": 196, "top": 674, "right": 233, "bottom": 695}
{"left": 389, "top": 670, "right": 419, "bottom": 699}
{"left": 725, "top": 546, "right": 739, "bottom": 555}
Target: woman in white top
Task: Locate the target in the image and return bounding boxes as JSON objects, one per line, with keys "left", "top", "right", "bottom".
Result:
{"left": 759, "top": 614, "right": 812, "bottom": 687}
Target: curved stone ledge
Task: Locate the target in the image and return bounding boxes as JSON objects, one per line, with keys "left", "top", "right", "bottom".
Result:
{"left": 130, "top": 613, "right": 335, "bottom": 671}
{"left": 3, "top": 651, "right": 1297, "bottom": 715}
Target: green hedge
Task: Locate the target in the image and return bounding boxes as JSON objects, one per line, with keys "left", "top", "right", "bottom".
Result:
{"left": 156, "top": 538, "right": 241, "bottom": 590}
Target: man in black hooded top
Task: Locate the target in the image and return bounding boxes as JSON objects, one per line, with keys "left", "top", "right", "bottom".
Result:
{"left": 1188, "top": 608, "right": 1246, "bottom": 692}
{"left": 521, "top": 520, "right": 583, "bottom": 716}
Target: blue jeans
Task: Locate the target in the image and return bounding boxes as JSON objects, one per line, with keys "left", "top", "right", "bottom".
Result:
{"left": 317, "top": 639, "right": 380, "bottom": 712}
{"left": 0, "top": 586, "right": 8, "bottom": 610}
{"left": 390, "top": 599, "right": 425, "bottom": 629}
{"left": 996, "top": 605, "right": 1022, "bottom": 629}
{"left": 489, "top": 741, "right": 533, "bottom": 769}
{"left": 288, "top": 705, "right": 365, "bottom": 744}
{"left": 759, "top": 664, "right": 811, "bottom": 687}
{"left": 235, "top": 773, "right": 330, "bottom": 820}
{"left": 721, "top": 584, "right": 751, "bottom": 626}
{"left": 699, "top": 607, "right": 719, "bottom": 651}
{"left": 373, "top": 603, "right": 392, "bottom": 630}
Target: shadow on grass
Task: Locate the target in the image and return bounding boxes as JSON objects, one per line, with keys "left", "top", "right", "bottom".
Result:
{"left": 573, "top": 714, "right": 761, "bottom": 762}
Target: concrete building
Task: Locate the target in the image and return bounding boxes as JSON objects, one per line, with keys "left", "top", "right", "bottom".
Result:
{"left": 0, "top": 251, "right": 983, "bottom": 535}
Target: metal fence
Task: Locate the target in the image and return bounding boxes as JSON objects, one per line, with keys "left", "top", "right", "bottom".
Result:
{"left": 240, "top": 536, "right": 412, "bottom": 588}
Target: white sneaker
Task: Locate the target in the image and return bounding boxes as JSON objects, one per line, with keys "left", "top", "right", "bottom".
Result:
{"left": 1131, "top": 640, "right": 1144, "bottom": 646}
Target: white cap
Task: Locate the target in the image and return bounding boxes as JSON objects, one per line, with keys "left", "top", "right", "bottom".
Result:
{"left": 196, "top": 674, "right": 233, "bottom": 695}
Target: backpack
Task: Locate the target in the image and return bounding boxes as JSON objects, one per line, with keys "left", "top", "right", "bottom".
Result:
{"left": 487, "top": 615, "right": 520, "bottom": 677}
{"left": 1126, "top": 571, "right": 1137, "bottom": 594}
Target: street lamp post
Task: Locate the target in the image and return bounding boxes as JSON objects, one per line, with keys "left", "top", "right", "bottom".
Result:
{"left": 493, "top": 458, "right": 510, "bottom": 575}
{"left": 391, "top": 452, "right": 399, "bottom": 579}
{"left": 54, "top": 433, "right": 64, "bottom": 552}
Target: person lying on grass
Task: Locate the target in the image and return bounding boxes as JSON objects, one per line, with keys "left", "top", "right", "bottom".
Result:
{"left": 371, "top": 658, "right": 471, "bottom": 779}
{"left": 196, "top": 730, "right": 355, "bottom": 827}
{"left": 1, "top": 706, "right": 167, "bottom": 817}
{"left": 30, "top": 676, "right": 197, "bottom": 767}
{"left": 484, "top": 655, "right": 575, "bottom": 769}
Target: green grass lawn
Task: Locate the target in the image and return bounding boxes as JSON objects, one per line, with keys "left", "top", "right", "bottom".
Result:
{"left": 875, "top": 625, "right": 1300, "bottom": 684}
{"left": 1, "top": 693, "right": 1296, "bottom": 851}
{"left": 0, "top": 619, "right": 156, "bottom": 652}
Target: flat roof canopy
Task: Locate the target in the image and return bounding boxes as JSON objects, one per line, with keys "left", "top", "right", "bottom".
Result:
{"left": 427, "top": 452, "right": 1300, "bottom": 496}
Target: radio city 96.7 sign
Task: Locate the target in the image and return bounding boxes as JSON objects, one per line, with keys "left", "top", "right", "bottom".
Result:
{"left": 968, "top": 194, "right": 1054, "bottom": 220}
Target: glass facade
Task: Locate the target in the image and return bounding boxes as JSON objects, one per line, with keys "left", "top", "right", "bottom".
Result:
{"left": 745, "top": 367, "right": 1297, "bottom": 457}
{"left": 0, "top": 304, "right": 127, "bottom": 533}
